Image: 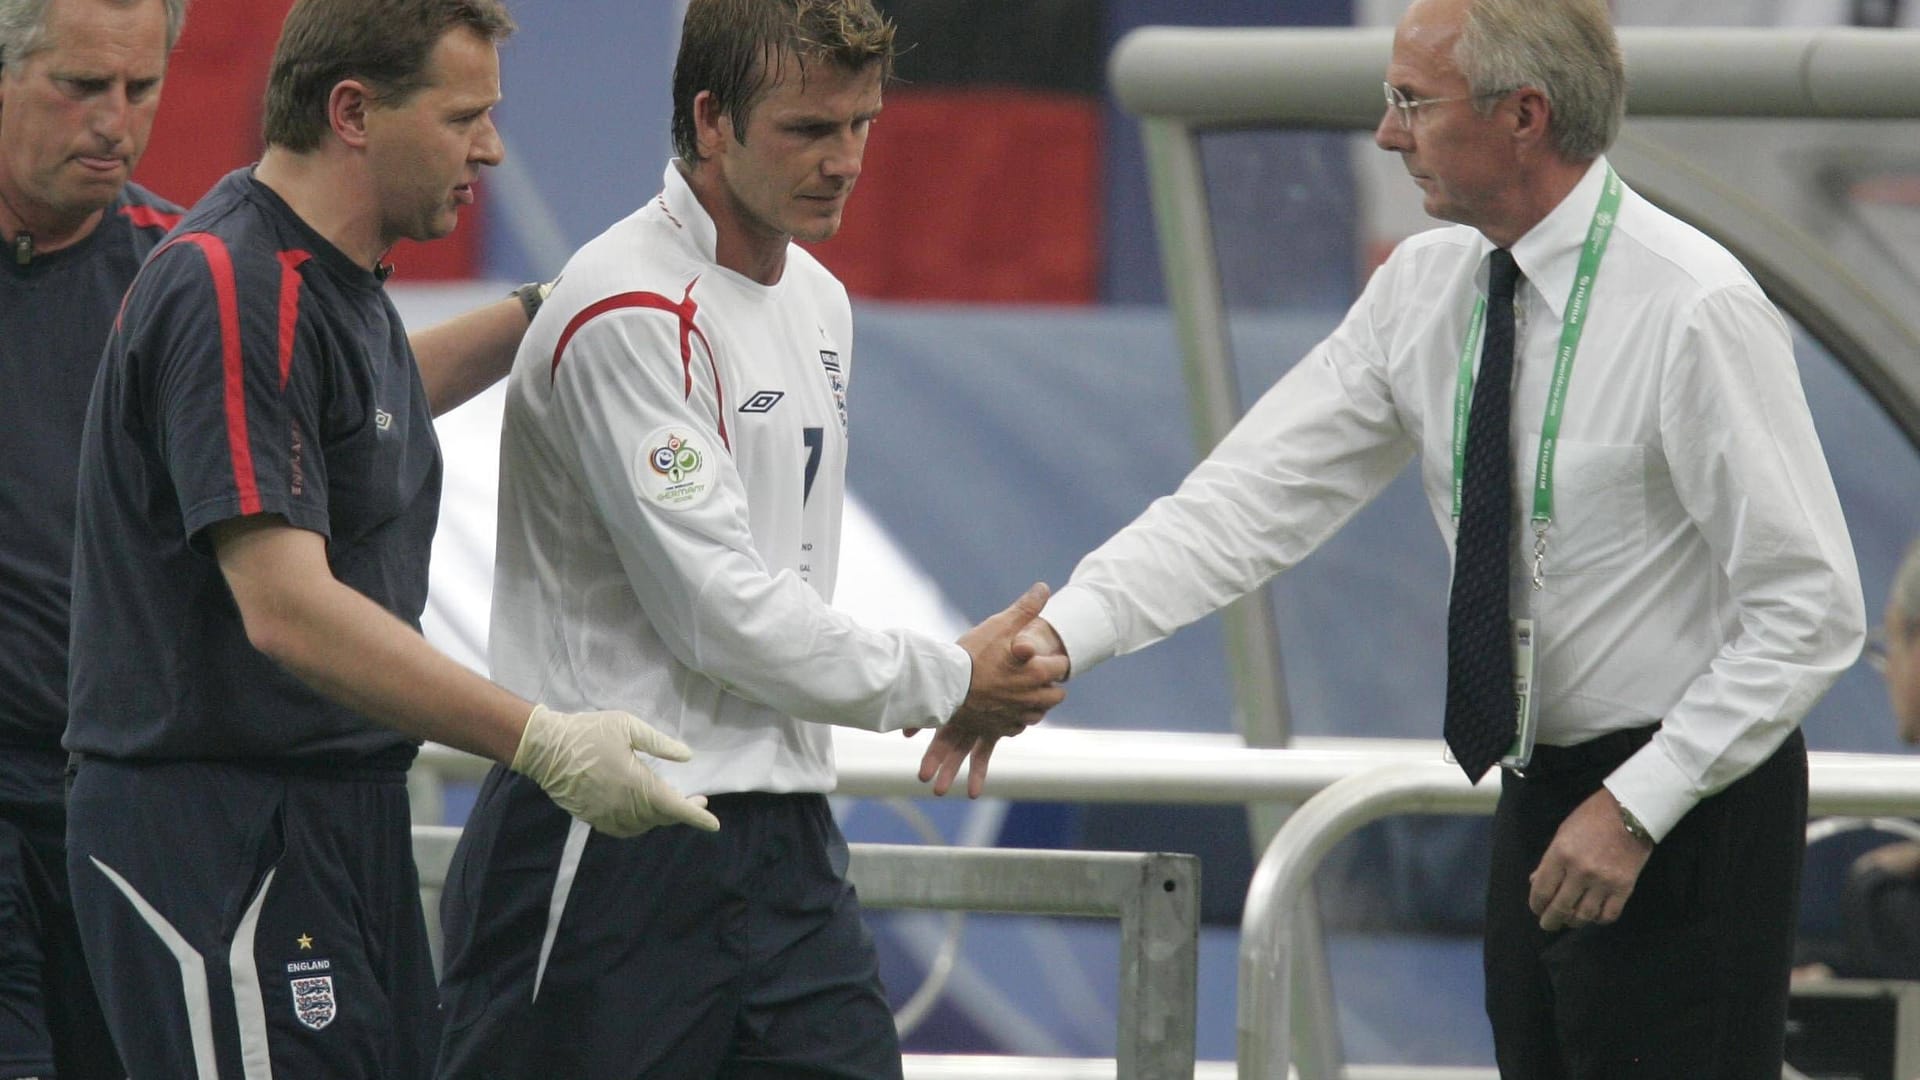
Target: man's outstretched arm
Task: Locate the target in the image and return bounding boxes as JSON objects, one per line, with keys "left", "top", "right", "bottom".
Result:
{"left": 210, "top": 515, "right": 717, "bottom": 836}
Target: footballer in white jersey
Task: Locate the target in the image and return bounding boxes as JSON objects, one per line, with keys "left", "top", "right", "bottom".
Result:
{"left": 438, "top": 14, "right": 1062, "bottom": 1071}
{"left": 487, "top": 163, "right": 972, "bottom": 798}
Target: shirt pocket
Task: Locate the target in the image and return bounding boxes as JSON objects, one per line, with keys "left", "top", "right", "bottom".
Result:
{"left": 1539, "top": 439, "right": 1647, "bottom": 576}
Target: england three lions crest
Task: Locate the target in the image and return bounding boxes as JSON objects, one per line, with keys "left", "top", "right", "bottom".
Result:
{"left": 819, "top": 350, "right": 848, "bottom": 434}
{"left": 291, "top": 975, "right": 336, "bottom": 1030}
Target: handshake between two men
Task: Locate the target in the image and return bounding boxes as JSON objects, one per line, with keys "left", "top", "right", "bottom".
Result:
{"left": 910, "top": 581, "right": 1072, "bottom": 799}
{"left": 512, "top": 582, "right": 1073, "bottom": 838}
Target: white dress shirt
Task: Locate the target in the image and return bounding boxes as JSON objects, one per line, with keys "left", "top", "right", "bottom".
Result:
{"left": 490, "top": 163, "right": 971, "bottom": 797}
{"left": 1043, "top": 157, "right": 1864, "bottom": 840}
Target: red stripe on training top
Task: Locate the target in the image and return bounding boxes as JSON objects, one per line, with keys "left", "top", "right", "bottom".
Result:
{"left": 115, "top": 230, "right": 192, "bottom": 332}
{"left": 550, "top": 278, "right": 729, "bottom": 449}
{"left": 274, "top": 251, "right": 313, "bottom": 390}
{"left": 164, "top": 234, "right": 259, "bottom": 514}
{"left": 119, "top": 204, "right": 182, "bottom": 232}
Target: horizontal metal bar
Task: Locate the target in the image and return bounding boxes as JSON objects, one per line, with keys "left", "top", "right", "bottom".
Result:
{"left": 410, "top": 825, "right": 1194, "bottom": 919}
{"left": 412, "top": 730, "right": 1439, "bottom": 804}
{"left": 413, "top": 732, "right": 1920, "bottom": 813}
{"left": 834, "top": 730, "right": 1441, "bottom": 804}
{"left": 1108, "top": 26, "right": 1920, "bottom": 125}
{"left": 849, "top": 843, "right": 1195, "bottom": 919}
{"left": 900, "top": 1058, "right": 1493, "bottom": 1080}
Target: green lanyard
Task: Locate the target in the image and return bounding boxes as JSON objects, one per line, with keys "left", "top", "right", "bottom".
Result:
{"left": 1449, "top": 165, "right": 1623, "bottom": 583}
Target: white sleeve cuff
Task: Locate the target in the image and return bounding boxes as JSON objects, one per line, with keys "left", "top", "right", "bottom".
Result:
{"left": 929, "top": 638, "right": 972, "bottom": 727}
{"left": 1041, "top": 585, "right": 1121, "bottom": 678}
{"left": 1604, "top": 743, "right": 1701, "bottom": 844}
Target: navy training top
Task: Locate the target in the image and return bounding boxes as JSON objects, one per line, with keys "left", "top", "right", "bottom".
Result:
{"left": 0, "top": 184, "right": 180, "bottom": 752}
{"left": 66, "top": 168, "right": 441, "bottom": 768}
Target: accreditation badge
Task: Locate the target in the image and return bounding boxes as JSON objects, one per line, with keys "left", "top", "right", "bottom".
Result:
{"left": 1501, "top": 617, "right": 1540, "bottom": 769}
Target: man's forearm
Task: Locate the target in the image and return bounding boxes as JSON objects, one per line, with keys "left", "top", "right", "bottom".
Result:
{"left": 214, "top": 517, "right": 529, "bottom": 763}
{"left": 261, "top": 578, "right": 529, "bottom": 763}
{"left": 412, "top": 295, "right": 530, "bottom": 417}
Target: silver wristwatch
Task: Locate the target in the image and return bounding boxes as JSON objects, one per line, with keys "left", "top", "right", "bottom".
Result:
{"left": 1619, "top": 804, "right": 1654, "bottom": 846}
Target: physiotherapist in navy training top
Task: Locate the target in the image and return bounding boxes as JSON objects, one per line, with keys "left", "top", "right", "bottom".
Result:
{"left": 62, "top": 0, "right": 718, "bottom": 1075}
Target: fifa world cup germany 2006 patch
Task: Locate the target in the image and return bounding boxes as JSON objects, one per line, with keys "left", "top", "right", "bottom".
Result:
{"left": 636, "top": 426, "right": 715, "bottom": 511}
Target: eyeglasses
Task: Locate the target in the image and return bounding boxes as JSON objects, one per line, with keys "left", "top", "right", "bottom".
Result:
{"left": 1382, "top": 82, "right": 1511, "bottom": 130}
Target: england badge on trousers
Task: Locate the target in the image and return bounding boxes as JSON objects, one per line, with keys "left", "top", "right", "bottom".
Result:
{"left": 291, "top": 975, "right": 336, "bottom": 1030}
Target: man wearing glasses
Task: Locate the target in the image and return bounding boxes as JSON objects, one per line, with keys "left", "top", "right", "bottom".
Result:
{"left": 985, "top": 0, "right": 1864, "bottom": 1073}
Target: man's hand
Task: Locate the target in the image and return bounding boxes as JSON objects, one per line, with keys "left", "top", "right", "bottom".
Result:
{"left": 512, "top": 705, "right": 722, "bottom": 837}
{"left": 955, "top": 583, "right": 1070, "bottom": 729}
{"left": 1014, "top": 615, "right": 1068, "bottom": 675}
{"left": 916, "top": 584, "right": 1070, "bottom": 797}
{"left": 918, "top": 721, "right": 1003, "bottom": 799}
{"left": 1528, "top": 787, "right": 1652, "bottom": 931}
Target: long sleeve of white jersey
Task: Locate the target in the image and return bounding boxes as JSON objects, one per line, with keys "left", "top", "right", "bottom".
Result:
{"left": 546, "top": 305, "right": 970, "bottom": 733}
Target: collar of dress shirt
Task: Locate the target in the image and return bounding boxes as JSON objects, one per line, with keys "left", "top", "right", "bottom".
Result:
{"left": 1494, "top": 156, "right": 1615, "bottom": 322}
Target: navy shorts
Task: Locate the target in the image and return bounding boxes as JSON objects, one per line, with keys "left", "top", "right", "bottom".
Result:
{"left": 437, "top": 774, "right": 901, "bottom": 1080}
{"left": 66, "top": 758, "right": 441, "bottom": 1080}
{"left": 0, "top": 747, "right": 118, "bottom": 1080}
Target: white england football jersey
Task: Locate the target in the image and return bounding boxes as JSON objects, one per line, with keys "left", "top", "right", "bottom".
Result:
{"left": 491, "top": 163, "right": 970, "bottom": 795}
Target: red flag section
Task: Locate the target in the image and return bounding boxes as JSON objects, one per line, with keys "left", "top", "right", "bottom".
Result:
{"left": 135, "top": 0, "right": 480, "bottom": 281}
{"left": 805, "top": 87, "right": 1102, "bottom": 304}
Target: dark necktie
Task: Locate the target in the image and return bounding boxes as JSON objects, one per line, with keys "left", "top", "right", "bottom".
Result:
{"left": 1444, "top": 248, "right": 1522, "bottom": 782}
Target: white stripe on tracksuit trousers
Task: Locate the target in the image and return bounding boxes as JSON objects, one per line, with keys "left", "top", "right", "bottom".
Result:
{"left": 89, "top": 857, "right": 278, "bottom": 1080}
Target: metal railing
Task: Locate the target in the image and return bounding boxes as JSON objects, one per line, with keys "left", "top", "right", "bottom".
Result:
{"left": 1238, "top": 753, "right": 1920, "bottom": 1080}
{"left": 412, "top": 821, "right": 1201, "bottom": 1080}
{"left": 410, "top": 728, "right": 1441, "bottom": 811}
{"left": 411, "top": 732, "right": 1920, "bottom": 1078}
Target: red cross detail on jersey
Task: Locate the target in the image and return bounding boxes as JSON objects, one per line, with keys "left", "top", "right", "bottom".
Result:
{"left": 551, "top": 278, "right": 728, "bottom": 449}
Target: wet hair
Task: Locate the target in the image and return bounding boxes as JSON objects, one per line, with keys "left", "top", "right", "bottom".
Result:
{"left": 671, "top": 0, "right": 894, "bottom": 163}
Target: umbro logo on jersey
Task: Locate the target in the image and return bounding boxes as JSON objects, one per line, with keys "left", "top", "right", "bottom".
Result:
{"left": 375, "top": 408, "right": 393, "bottom": 431}
{"left": 739, "top": 391, "right": 785, "bottom": 414}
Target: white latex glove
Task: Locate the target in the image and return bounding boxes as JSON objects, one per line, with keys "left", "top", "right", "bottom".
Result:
{"left": 511, "top": 705, "right": 721, "bottom": 837}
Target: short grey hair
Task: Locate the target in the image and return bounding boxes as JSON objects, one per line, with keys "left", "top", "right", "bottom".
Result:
{"left": 1454, "top": 0, "right": 1624, "bottom": 163}
{"left": 0, "top": 0, "right": 189, "bottom": 70}
{"left": 1893, "top": 539, "right": 1920, "bottom": 628}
